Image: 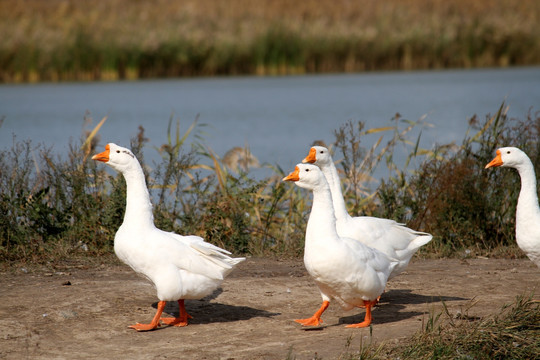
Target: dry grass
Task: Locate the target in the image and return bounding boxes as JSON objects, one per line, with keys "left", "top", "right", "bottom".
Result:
{"left": 394, "top": 294, "right": 539, "bottom": 360}
{"left": 333, "top": 294, "right": 540, "bottom": 360}
{"left": 1, "top": 0, "right": 538, "bottom": 81}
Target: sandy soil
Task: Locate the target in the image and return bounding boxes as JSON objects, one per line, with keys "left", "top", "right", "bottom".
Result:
{"left": 1, "top": 257, "right": 538, "bottom": 359}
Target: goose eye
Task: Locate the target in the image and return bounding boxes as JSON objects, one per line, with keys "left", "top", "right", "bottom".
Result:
{"left": 320, "top": 151, "right": 324, "bottom": 154}
{"left": 116, "top": 150, "right": 120, "bottom": 153}
{"left": 305, "top": 169, "right": 310, "bottom": 172}
{"left": 507, "top": 151, "right": 511, "bottom": 154}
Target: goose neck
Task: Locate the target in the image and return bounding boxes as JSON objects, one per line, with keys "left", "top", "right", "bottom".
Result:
{"left": 516, "top": 161, "right": 540, "bottom": 217}
{"left": 306, "top": 185, "right": 340, "bottom": 241}
{"left": 322, "top": 163, "right": 350, "bottom": 221}
{"left": 122, "top": 166, "right": 155, "bottom": 228}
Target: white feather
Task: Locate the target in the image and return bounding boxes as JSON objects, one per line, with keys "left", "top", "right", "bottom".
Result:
{"left": 287, "top": 163, "right": 397, "bottom": 310}
{"left": 486, "top": 146, "right": 540, "bottom": 267}
{"left": 96, "top": 143, "right": 245, "bottom": 301}
{"left": 304, "top": 146, "right": 432, "bottom": 279}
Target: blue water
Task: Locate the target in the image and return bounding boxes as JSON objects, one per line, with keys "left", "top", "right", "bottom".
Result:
{"left": 1, "top": 67, "right": 539, "bottom": 180}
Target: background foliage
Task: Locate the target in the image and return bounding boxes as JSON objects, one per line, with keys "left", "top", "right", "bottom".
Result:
{"left": 1, "top": 104, "right": 538, "bottom": 263}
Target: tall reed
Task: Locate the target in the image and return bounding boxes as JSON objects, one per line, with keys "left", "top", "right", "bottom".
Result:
{"left": 1, "top": 0, "right": 538, "bottom": 82}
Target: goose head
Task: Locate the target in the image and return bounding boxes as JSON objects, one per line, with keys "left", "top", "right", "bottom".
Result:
{"left": 283, "top": 163, "right": 327, "bottom": 191}
{"left": 303, "top": 146, "right": 332, "bottom": 167}
{"left": 92, "top": 143, "right": 138, "bottom": 173}
{"left": 485, "top": 147, "right": 529, "bottom": 170}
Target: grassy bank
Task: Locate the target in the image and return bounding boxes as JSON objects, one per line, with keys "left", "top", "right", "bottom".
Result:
{"left": 1, "top": 0, "right": 539, "bottom": 82}
{"left": 335, "top": 294, "right": 540, "bottom": 360}
{"left": 1, "top": 103, "right": 539, "bottom": 263}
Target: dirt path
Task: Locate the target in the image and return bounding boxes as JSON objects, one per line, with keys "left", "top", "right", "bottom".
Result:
{"left": 1, "top": 257, "right": 538, "bottom": 359}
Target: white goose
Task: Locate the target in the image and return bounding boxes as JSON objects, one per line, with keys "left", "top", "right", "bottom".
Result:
{"left": 283, "top": 163, "right": 396, "bottom": 327}
{"left": 92, "top": 143, "right": 245, "bottom": 331}
{"left": 485, "top": 147, "right": 540, "bottom": 267}
{"left": 303, "top": 146, "right": 432, "bottom": 279}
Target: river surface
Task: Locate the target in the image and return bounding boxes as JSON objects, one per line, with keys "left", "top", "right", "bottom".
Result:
{"left": 1, "top": 67, "right": 539, "bottom": 180}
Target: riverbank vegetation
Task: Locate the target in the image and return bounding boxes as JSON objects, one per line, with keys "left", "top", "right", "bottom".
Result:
{"left": 1, "top": 0, "right": 539, "bottom": 82}
{"left": 338, "top": 294, "right": 540, "bottom": 360}
{"left": 1, "top": 103, "right": 539, "bottom": 263}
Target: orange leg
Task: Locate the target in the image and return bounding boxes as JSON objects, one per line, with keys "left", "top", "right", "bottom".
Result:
{"left": 128, "top": 300, "right": 165, "bottom": 331}
{"left": 345, "top": 300, "right": 377, "bottom": 328}
{"left": 295, "top": 300, "right": 329, "bottom": 326}
{"left": 160, "top": 299, "right": 193, "bottom": 327}
{"left": 359, "top": 295, "right": 380, "bottom": 308}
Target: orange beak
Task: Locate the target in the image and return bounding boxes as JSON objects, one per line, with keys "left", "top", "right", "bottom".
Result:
{"left": 92, "top": 144, "right": 110, "bottom": 163}
{"left": 485, "top": 150, "right": 503, "bottom": 169}
{"left": 283, "top": 166, "right": 300, "bottom": 182}
{"left": 302, "top": 147, "right": 317, "bottom": 164}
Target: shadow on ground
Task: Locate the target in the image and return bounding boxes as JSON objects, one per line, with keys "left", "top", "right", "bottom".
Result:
{"left": 337, "top": 289, "right": 467, "bottom": 326}
{"left": 150, "top": 289, "right": 280, "bottom": 325}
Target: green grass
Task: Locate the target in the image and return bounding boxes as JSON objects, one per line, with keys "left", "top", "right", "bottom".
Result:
{"left": 0, "top": 0, "right": 539, "bottom": 82}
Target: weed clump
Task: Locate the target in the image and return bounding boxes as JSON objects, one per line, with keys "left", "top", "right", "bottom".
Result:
{"left": 336, "top": 295, "right": 539, "bottom": 360}
{"left": 399, "top": 295, "right": 540, "bottom": 360}
{"left": 0, "top": 137, "right": 121, "bottom": 262}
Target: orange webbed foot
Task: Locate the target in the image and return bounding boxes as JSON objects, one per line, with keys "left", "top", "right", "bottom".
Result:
{"left": 345, "top": 300, "right": 376, "bottom": 328}
{"left": 128, "top": 300, "right": 166, "bottom": 332}
{"left": 295, "top": 300, "right": 329, "bottom": 327}
{"left": 294, "top": 316, "right": 323, "bottom": 326}
{"left": 160, "top": 313, "right": 192, "bottom": 327}
{"left": 160, "top": 299, "right": 192, "bottom": 327}
{"left": 345, "top": 320, "right": 371, "bottom": 328}
{"left": 128, "top": 322, "right": 161, "bottom": 331}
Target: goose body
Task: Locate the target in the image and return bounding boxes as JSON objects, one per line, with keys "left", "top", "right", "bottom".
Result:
{"left": 303, "top": 146, "right": 432, "bottom": 279}
{"left": 486, "top": 147, "right": 540, "bottom": 267}
{"left": 93, "top": 143, "right": 244, "bottom": 331}
{"left": 283, "top": 163, "right": 396, "bottom": 327}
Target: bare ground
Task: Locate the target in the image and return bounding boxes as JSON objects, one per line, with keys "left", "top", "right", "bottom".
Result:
{"left": 1, "top": 257, "right": 538, "bottom": 359}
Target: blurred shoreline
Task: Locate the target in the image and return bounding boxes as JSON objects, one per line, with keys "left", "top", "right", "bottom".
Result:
{"left": 1, "top": 0, "right": 539, "bottom": 83}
